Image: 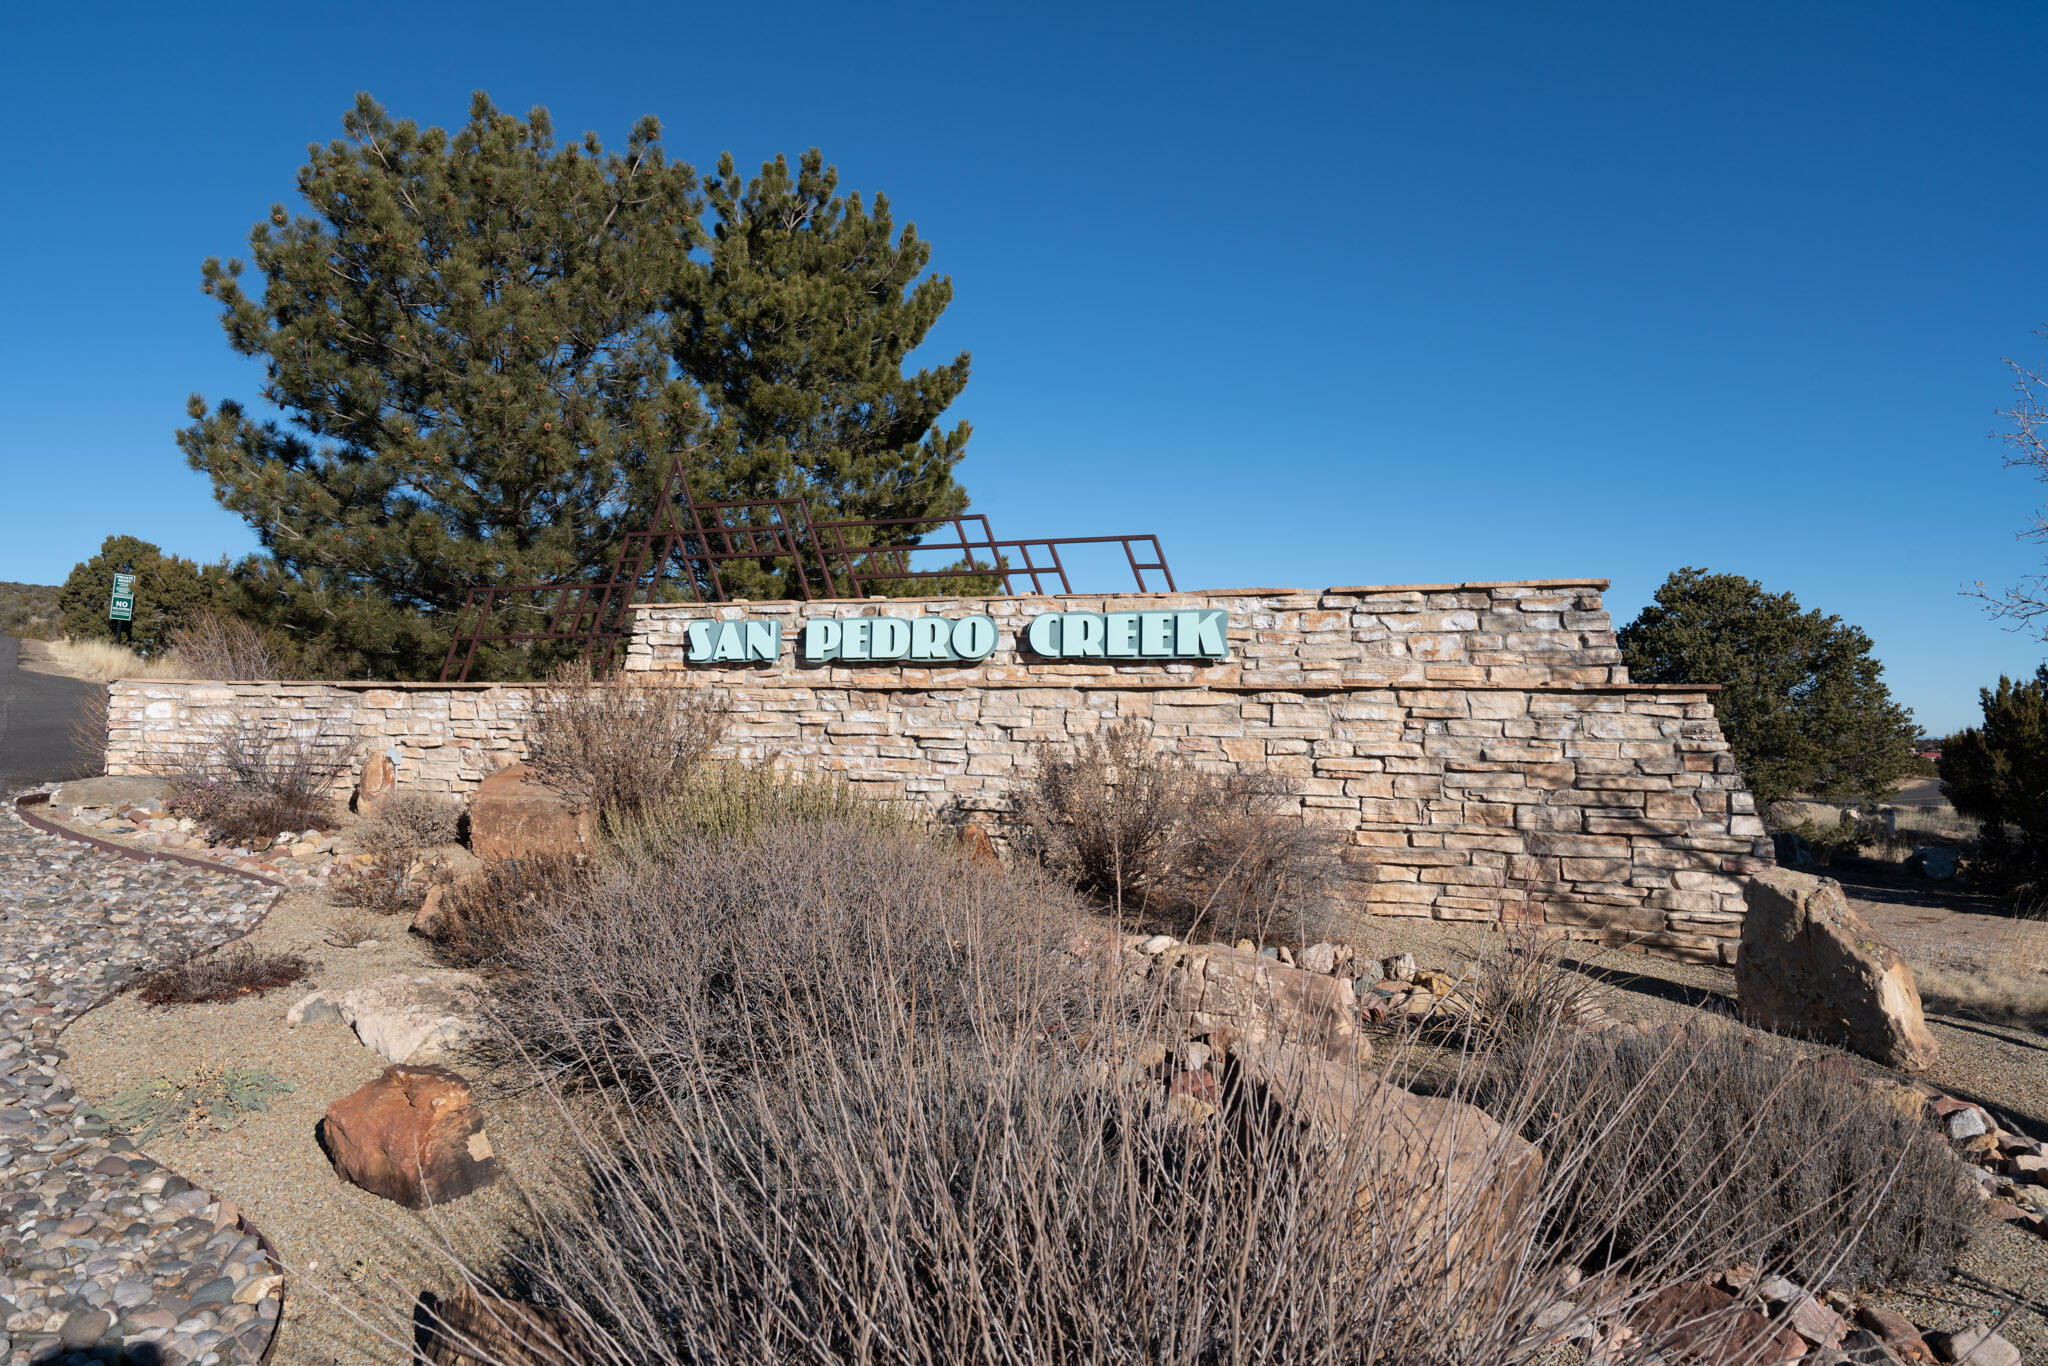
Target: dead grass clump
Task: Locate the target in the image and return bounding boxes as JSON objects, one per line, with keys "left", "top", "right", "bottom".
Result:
{"left": 162, "top": 611, "right": 287, "bottom": 680}
{"left": 1503, "top": 1022, "right": 1973, "bottom": 1291}
{"left": 323, "top": 914, "right": 379, "bottom": 948}
{"left": 354, "top": 792, "right": 463, "bottom": 853}
{"left": 1014, "top": 718, "right": 1353, "bottom": 945}
{"left": 1916, "top": 911, "right": 2048, "bottom": 1027}
{"left": 527, "top": 660, "right": 725, "bottom": 828}
{"left": 39, "top": 637, "right": 181, "bottom": 682}
{"left": 132, "top": 943, "right": 311, "bottom": 1006}
{"left": 159, "top": 718, "right": 354, "bottom": 846}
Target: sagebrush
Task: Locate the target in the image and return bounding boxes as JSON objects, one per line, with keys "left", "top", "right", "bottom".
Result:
{"left": 1014, "top": 718, "right": 1356, "bottom": 944}
{"left": 526, "top": 661, "right": 725, "bottom": 827}
{"left": 354, "top": 792, "right": 463, "bottom": 853}
{"left": 159, "top": 717, "right": 354, "bottom": 844}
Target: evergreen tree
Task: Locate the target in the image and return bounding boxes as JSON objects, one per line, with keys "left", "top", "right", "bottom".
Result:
{"left": 1618, "top": 568, "right": 1919, "bottom": 810}
{"left": 180, "top": 94, "right": 973, "bottom": 677}
{"left": 57, "top": 536, "right": 225, "bottom": 655}
{"left": 1939, "top": 668, "right": 2048, "bottom": 892}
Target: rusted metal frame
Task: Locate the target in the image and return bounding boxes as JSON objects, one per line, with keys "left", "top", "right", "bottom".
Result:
{"left": 805, "top": 513, "right": 1007, "bottom": 596}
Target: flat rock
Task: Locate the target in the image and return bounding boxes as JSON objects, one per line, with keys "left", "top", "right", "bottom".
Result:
{"left": 338, "top": 971, "right": 488, "bottom": 1063}
{"left": 47, "top": 777, "right": 171, "bottom": 811}
{"left": 1736, "top": 867, "right": 1939, "bottom": 1071}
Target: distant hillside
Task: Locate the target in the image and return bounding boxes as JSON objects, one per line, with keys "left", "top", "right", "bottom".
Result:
{"left": 0, "top": 582, "right": 60, "bottom": 639}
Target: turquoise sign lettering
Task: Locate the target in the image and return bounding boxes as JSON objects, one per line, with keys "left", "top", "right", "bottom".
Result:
{"left": 1020, "top": 609, "right": 1229, "bottom": 660}
{"left": 801, "top": 614, "right": 999, "bottom": 664}
{"left": 683, "top": 618, "right": 783, "bottom": 663}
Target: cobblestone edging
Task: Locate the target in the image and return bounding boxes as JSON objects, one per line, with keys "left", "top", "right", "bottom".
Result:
{"left": 0, "top": 794, "right": 285, "bottom": 1365}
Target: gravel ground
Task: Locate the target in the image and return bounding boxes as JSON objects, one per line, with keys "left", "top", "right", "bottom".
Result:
{"left": 0, "top": 795, "right": 285, "bottom": 1365}
{"left": 61, "top": 882, "right": 577, "bottom": 1366}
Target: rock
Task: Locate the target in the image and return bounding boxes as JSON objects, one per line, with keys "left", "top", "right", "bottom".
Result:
{"left": 411, "top": 884, "right": 451, "bottom": 939}
{"left": 1946, "top": 1109, "right": 1988, "bottom": 1141}
{"left": 1414, "top": 969, "right": 1458, "bottom": 996}
{"left": 1137, "top": 935, "right": 1176, "bottom": 955}
{"left": 286, "top": 991, "right": 342, "bottom": 1026}
{"left": 1854, "top": 1305, "right": 1932, "bottom": 1363}
{"left": 1928, "top": 1327, "right": 2022, "bottom": 1366}
{"left": 1839, "top": 1328, "right": 1907, "bottom": 1364}
{"left": 1913, "top": 847, "right": 1959, "bottom": 881}
{"left": 1780, "top": 1293, "right": 1848, "bottom": 1348}
{"left": 47, "top": 777, "right": 171, "bottom": 812}
{"left": 417, "top": 1286, "right": 579, "bottom": 1366}
{"left": 1298, "top": 942, "right": 1337, "bottom": 974}
{"left": 1227, "top": 1039, "right": 1541, "bottom": 1300}
{"left": 955, "top": 823, "right": 999, "bottom": 866}
{"left": 467, "top": 764, "right": 593, "bottom": 862}
{"left": 56, "top": 1307, "right": 111, "bottom": 1349}
{"left": 319, "top": 1064, "right": 498, "bottom": 1209}
{"left": 1736, "top": 868, "right": 1940, "bottom": 1071}
{"left": 1156, "top": 943, "right": 1365, "bottom": 1063}
{"left": 1630, "top": 1282, "right": 1807, "bottom": 1365}
{"left": 1384, "top": 952, "right": 1416, "bottom": 982}
{"left": 354, "top": 752, "right": 396, "bottom": 816}
{"left": 338, "top": 972, "right": 487, "bottom": 1064}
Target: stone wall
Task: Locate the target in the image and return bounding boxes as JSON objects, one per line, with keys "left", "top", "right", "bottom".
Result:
{"left": 103, "top": 579, "right": 1771, "bottom": 961}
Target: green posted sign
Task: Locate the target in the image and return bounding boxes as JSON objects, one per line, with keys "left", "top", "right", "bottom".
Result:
{"left": 108, "top": 572, "right": 136, "bottom": 623}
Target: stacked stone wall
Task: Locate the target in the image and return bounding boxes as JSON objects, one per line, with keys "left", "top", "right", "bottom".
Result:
{"left": 103, "top": 579, "right": 1772, "bottom": 961}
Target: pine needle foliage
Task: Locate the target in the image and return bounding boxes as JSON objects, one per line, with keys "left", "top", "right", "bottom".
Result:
{"left": 180, "top": 93, "right": 973, "bottom": 678}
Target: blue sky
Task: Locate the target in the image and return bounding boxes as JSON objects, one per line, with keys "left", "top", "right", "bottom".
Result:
{"left": 2, "top": 1, "right": 2044, "bottom": 733}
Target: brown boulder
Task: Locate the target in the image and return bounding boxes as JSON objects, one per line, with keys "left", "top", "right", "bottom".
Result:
{"left": 319, "top": 1064, "right": 497, "bottom": 1208}
{"left": 418, "top": 1286, "right": 581, "bottom": 1366}
{"left": 412, "top": 883, "right": 450, "bottom": 938}
{"left": 1736, "top": 867, "right": 1939, "bottom": 1071}
{"left": 468, "top": 763, "right": 593, "bottom": 862}
{"left": 1160, "top": 943, "right": 1365, "bottom": 1063}
{"left": 1227, "top": 1039, "right": 1542, "bottom": 1301}
{"left": 354, "top": 752, "right": 395, "bottom": 816}
{"left": 1630, "top": 1282, "right": 1807, "bottom": 1365}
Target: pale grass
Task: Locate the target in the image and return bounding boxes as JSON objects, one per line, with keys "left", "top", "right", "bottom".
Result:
{"left": 38, "top": 637, "right": 182, "bottom": 682}
{"left": 1916, "top": 913, "right": 2048, "bottom": 1028}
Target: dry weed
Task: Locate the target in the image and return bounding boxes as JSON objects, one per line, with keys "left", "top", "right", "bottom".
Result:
{"left": 40, "top": 637, "right": 181, "bottom": 682}
{"left": 162, "top": 611, "right": 287, "bottom": 680}
{"left": 354, "top": 792, "right": 463, "bottom": 853}
{"left": 527, "top": 660, "right": 725, "bottom": 827}
{"left": 156, "top": 716, "right": 355, "bottom": 845}
{"left": 131, "top": 943, "right": 311, "bottom": 1005}
{"left": 1916, "top": 910, "right": 2048, "bottom": 1027}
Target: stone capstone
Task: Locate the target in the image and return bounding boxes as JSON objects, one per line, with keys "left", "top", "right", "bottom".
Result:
{"left": 336, "top": 971, "right": 488, "bottom": 1064}
{"left": 319, "top": 1064, "right": 498, "bottom": 1208}
{"left": 1736, "top": 867, "right": 1939, "bottom": 1071}
{"left": 467, "top": 763, "right": 592, "bottom": 862}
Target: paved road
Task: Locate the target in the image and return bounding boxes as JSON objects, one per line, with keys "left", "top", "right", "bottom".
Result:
{"left": 0, "top": 636, "right": 99, "bottom": 792}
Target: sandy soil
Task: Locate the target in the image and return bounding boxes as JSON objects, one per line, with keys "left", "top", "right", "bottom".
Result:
{"left": 63, "top": 886, "right": 577, "bottom": 1366}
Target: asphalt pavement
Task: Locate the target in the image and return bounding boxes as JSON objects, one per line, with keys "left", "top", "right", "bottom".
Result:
{"left": 0, "top": 637, "right": 98, "bottom": 792}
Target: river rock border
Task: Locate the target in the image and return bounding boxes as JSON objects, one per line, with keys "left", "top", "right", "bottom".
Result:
{"left": 0, "top": 792, "right": 286, "bottom": 1366}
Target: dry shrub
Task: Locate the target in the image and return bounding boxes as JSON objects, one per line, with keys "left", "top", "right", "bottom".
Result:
{"left": 1499, "top": 1021, "right": 1973, "bottom": 1292}
{"left": 70, "top": 687, "right": 108, "bottom": 774}
{"left": 333, "top": 852, "right": 423, "bottom": 915}
{"left": 323, "top": 914, "right": 379, "bottom": 948}
{"left": 527, "top": 661, "right": 725, "bottom": 827}
{"left": 424, "top": 853, "right": 587, "bottom": 973}
{"left": 355, "top": 792, "right": 464, "bottom": 853}
{"left": 1015, "top": 718, "right": 1352, "bottom": 944}
{"left": 132, "top": 943, "right": 310, "bottom": 1005}
{"left": 388, "top": 814, "right": 1956, "bottom": 1366}
{"left": 158, "top": 717, "right": 355, "bottom": 846}
{"left": 163, "top": 611, "right": 287, "bottom": 680}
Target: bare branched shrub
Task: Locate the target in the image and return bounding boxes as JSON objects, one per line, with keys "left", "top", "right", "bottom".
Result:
{"left": 1500, "top": 1021, "right": 1973, "bottom": 1291}
{"left": 131, "top": 943, "right": 310, "bottom": 1005}
{"left": 390, "top": 842, "right": 1954, "bottom": 1366}
{"left": 323, "top": 914, "right": 378, "bottom": 948}
{"left": 333, "top": 852, "right": 426, "bottom": 916}
{"left": 354, "top": 792, "right": 463, "bottom": 853}
{"left": 422, "top": 852, "right": 586, "bottom": 973}
{"left": 526, "top": 661, "right": 725, "bottom": 827}
{"left": 163, "top": 611, "right": 287, "bottom": 680}
{"left": 159, "top": 717, "right": 355, "bottom": 845}
{"left": 1014, "top": 718, "right": 1351, "bottom": 944}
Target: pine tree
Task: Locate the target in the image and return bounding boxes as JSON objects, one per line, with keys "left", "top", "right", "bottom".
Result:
{"left": 180, "top": 94, "right": 973, "bottom": 677}
{"left": 1939, "top": 668, "right": 2048, "bottom": 892}
{"left": 1618, "top": 568, "right": 1920, "bottom": 810}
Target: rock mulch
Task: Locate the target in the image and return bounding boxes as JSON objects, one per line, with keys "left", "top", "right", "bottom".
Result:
{"left": 0, "top": 793, "right": 285, "bottom": 1365}
{"left": 42, "top": 781, "right": 346, "bottom": 891}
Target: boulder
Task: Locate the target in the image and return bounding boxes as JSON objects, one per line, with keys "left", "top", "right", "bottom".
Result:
{"left": 1227, "top": 1040, "right": 1542, "bottom": 1300}
{"left": 418, "top": 1286, "right": 581, "bottom": 1366}
{"left": 48, "top": 776, "right": 170, "bottom": 812}
{"left": 338, "top": 972, "right": 488, "bottom": 1064}
{"left": 321, "top": 1064, "right": 496, "bottom": 1208}
{"left": 1629, "top": 1282, "right": 1807, "bottom": 1365}
{"left": 1158, "top": 943, "right": 1365, "bottom": 1063}
{"left": 1736, "top": 868, "right": 1939, "bottom": 1071}
{"left": 412, "top": 884, "right": 451, "bottom": 938}
{"left": 354, "top": 752, "right": 396, "bottom": 816}
{"left": 1929, "top": 1327, "right": 2022, "bottom": 1366}
{"left": 467, "top": 763, "right": 593, "bottom": 862}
